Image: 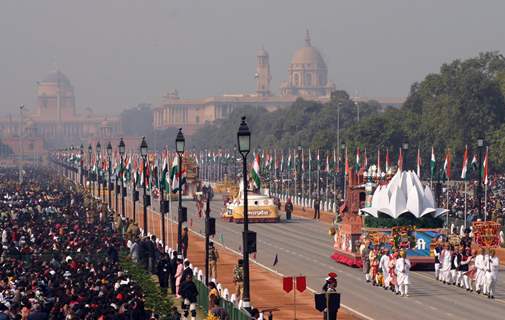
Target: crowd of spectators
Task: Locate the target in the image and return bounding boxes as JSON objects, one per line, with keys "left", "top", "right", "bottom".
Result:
{"left": 0, "top": 167, "right": 155, "bottom": 319}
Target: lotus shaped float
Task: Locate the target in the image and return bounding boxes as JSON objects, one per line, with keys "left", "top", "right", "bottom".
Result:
{"left": 361, "top": 171, "right": 448, "bottom": 219}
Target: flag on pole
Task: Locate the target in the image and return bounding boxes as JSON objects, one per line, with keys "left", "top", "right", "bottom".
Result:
{"left": 377, "top": 148, "right": 381, "bottom": 174}
{"left": 385, "top": 149, "right": 390, "bottom": 173}
{"left": 397, "top": 148, "right": 403, "bottom": 172}
{"left": 161, "top": 152, "right": 170, "bottom": 192}
{"left": 461, "top": 145, "right": 469, "bottom": 180}
{"left": 363, "top": 148, "right": 368, "bottom": 170}
{"left": 355, "top": 147, "right": 361, "bottom": 172}
{"left": 252, "top": 153, "right": 261, "bottom": 189}
{"left": 443, "top": 149, "right": 451, "bottom": 180}
{"left": 416, "top": 148, "right": 422, "bottom": 178}
{"left": 345, "top": 146, "right": 349, "bottom": 176}
{"left": 170, "top": 156, "right": 186, "bottom": 193}
{"left": 483, "top": 147, "right": 489, "bottom": 185}
{"left": 471, "top": 154, "right": 478, "bottom": 171}
{"left": 430, "top": 146, "right": 436, "bottom": 178}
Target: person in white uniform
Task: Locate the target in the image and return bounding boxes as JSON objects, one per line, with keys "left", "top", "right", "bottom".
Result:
{"left": 439, "top": 243, "right": 452, "bottom": 284}
{"left": 379, "top": 248, "right": 390, "bottom": 289}
{"left": 485, "top": 249, "right": 500, "bottom": 299}
{"left": 474, "top": 248, "right": 486, "bottom": 294}
{"left": 396, "top": 250, "right": 411, "bottom": 297}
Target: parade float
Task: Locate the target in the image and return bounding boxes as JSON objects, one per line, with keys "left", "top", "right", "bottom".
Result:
{"left": 331, "top": 166, "right": 447, "bottom": 267}
{"left": 223, "top": 181, "right": 280, "bottom": 223}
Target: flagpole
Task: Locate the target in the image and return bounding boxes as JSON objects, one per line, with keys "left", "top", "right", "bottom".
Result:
{"left": 484, "top": 183, "right": 488, "bottom": 221}
{"left": 446, "top": 177, "right": 450, "bottom": 230}
{"left": 464, "top": 180, "right": 467, "bottom": 229}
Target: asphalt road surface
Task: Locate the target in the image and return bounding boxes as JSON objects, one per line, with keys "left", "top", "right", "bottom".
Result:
{"left": 180, "top": 197, "right": 505, "bottom": 320}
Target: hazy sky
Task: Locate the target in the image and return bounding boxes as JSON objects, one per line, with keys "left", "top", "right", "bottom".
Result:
{"left": 1, "top": 0, "right": 505, "bottom": 115}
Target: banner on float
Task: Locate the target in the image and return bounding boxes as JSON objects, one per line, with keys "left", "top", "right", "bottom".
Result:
{"left": 472, "top": 221, "right": 501, "bottom": 248}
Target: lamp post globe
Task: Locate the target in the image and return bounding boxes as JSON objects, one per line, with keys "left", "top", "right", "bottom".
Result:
{"left": 237, "top": 117, "right": 251, "bottom": 156}
{"left": 176, "top": 128, "right": 185, "bottom": 155}
{"left": 106, "top": 142, "right": 112, "bottom": 157}
{"left": 119, "top": 138, "right": 126, "bottom": 156}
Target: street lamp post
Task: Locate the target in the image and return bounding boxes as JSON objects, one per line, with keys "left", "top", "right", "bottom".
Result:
{"left": 340, "top": 143, "right": 346, "bottom": 197}
{"left": 107, "top": 142, "right": 112, "bottom": 209}
{"left": 119, "top": 138, "right": 126, "bottom": 218}
{"left": 477, "top": 138, "right": 484, "bottom": 220}
{"left": 88, "top": 144, "right": 92, "bottom": 194}
{"left": 140, "top": 137, "right": 149, "bottom": 235}
{"left": 297, "top": 144, "right": 302, "bottom": 200}
{"left": 237, "top": 116, "right": 252, "bottom": 312}
{"left": 176, "top": 128, "right": 185, "bottom": 254}
{"left": 402, "top": 142, "right": 409, "bottom": 171}
{"left": 80, "top": 144, "right": 84, "bottom": 186}
{"left": 96, "top": 142, "right": 101, "bottom": 200}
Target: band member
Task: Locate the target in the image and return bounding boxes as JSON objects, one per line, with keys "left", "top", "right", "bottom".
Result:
{"left": 389, "top": 251, "right": 399, "bottom": 294}
{"left": 459, "top": 247, "right": 472, "bottom": 290}
{"left": 396, "top": 250, "right": 411, "bottom": 297}
{"left": 450, "top": 246, "right": 460, "bottom": 285}
{"left": 485, "top": 249, "right": 500, "bottom": 299}
{"left": 369, "top": 247, "right": 380, "bottom": 286}
{"left": 361, "top": 240, "right": 371, "bottom": 283}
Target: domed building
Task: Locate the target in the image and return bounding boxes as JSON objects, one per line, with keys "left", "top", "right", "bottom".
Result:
{"left": 280, "top": 30, "right": 335, "bottom": 97}
{"left": 0, "top": 70, "right": 121, "bottom": 150}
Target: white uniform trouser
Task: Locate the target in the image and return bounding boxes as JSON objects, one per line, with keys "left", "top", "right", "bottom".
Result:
{"left": 462, "top": 274, "right": 470, "bottom": 289}
{"left": 435, "top": 263, "right": 440, "bottom": 280}
{"left": 399, "top": 284, "right": 409, "bottom": 296}
{"left": 486, "top": 273, "right": 497, "bottom": 297}
{"left": 183, "top": 299, "right": 196, "bottom": 320}
{"left": 476, "top": 269, "right": 485, "bottom": 292}
{"left": 450, "top": 269, "right": 457, "bottom": 284}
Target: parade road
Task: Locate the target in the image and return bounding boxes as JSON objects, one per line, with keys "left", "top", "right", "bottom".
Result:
{"left": 180, "top": 196, "right": 505, "bottom": 320}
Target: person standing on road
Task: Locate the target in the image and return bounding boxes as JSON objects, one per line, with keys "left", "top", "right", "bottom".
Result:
{"left": 396, "top": 250, "right": 411, "bottom": 297}
{"left": 170, "top": 251, "right": 178, "bottom": 295}
{"left": 233, "top": 259, "right": 244, "bottom": 301}
{"left": 439, "top": 243, "right": 452, "bottom": 284}
{"left": 285, "top": 197, "right": 293, "bottom": 220}
{"left": 485, "top": 249, "right": 500, "bottom": 299}
{"left": 175, "top": 256, "right": 184, "bottom": 298}
{"left": 379, "top": 248, "right": 390, "bottom": 289}
{"left": 313, "top": 197, "right": 321, "bottom": 220}
{"left": 433, "top": 239, "right": 442, "bottom": 280}
{"left": 361, "top": 240, "right": 371, "bottom": 283}
{"left": 209, "top": 241, "right": 219, "bottom": 280}
{"left": 475, "top": 248, "right": 486, "bottom": 294}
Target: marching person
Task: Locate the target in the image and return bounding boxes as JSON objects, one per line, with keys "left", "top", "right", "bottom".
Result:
{"left": 450, "top": 246, "right": 460, "bottom": 285}
{"left": 209, "top": 241, "right": 220, "bottom": 281}
{"left": 388, "top": 251, "right": 399, "bottom": 294}
{"left": 433, "top": 239, "right": 443, "bottom": 280}
{"left": 396, "top": 250, "right": 411, "bottom": 297}
{"left": 459, "top": 247, "right": 472, "bottom": 290}
{"left": 361, "top": 240, "right": 371, "bottom": 283}
{"left": 475, "top": 248, "right": 486, "bottom": 294}
{"left": 439, "top": 243, "right": 452, "bottom": 284}
{"left": 485, "top": 249, "right": 500, "bottom": 299}
{"left": 379, "top": 248, "right": 391, "bottom": 290}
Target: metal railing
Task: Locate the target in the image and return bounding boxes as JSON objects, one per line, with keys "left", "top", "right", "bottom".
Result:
{"left": 194, "top": 279, "right": 252, "bottom": 320}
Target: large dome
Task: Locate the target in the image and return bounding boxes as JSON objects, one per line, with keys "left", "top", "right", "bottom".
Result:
{"left": 42, "top": 70, "right": 72, "bottom": 86}
{"left": 290, "top": 31, "right": 326, "bottom": 67}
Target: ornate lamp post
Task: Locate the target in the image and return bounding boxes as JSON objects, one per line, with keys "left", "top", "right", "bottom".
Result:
{"left": 237, "top": 116, "right": 252, "bottom": 312}
{"left": 119, "top": 138, "right": 126, "bottom": 218}
{"left": 477, "top": 138, "right": 484, "bottom": 220}
{"left": 87, "top": 144, "right": 93, "bottom": 194}
{"left": 176, "top": 128, "right": 185, "bottom": 254}
{"left": 140, "top": 137, "right": 149, "bottom": 235}
{"left": 107, "top": 142, "right": 113, "bottom": 209}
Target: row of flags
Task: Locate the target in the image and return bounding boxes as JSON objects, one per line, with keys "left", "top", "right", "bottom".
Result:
{"left": 65, "top": 149, "right": 188, "bottom": 194}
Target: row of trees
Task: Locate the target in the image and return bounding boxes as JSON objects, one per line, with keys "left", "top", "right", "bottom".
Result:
{"left": 192, "top": 52, "right": 505, "bottom": 173}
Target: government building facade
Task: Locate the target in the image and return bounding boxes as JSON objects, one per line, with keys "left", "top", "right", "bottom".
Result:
{"left": 0, "top": 70, "right": 121, "bottom": 151}
{"left": 153, "top": 31, "right": 337, "bottom": 135}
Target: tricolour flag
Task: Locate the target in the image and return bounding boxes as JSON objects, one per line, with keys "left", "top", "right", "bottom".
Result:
{"left": 251, "top": 153, "right": 261, "bottom": 189}
{"left": 170, "top": 156, "right": 186, "bottom": 193}
{"left": 430, "top": 147, "right": 436, "bottom": 178}
{"left": 355, "top": 147, "right": 361, "bottom": 172}
{"left": 471, "top": 154, "right": 478, "bottom": 171}
{"left": 397, "top": 148, "right": 403, "bottom": 172}
{"left": 417, "top": 148, "right": 422, "bottom": 178}
{"left": 443, "top": 149, "right": 451, "bottom": 180}
{"left": 461, "top": 145, "right": 468, "bottom": 180}
{"left": 161, "top": 152, "right": 170, "bottom": 192}
{"left": 385, "top": 149, "right": 390, "bottom": 173}
{"left": 483, "top": 147, "right": 489, "bottom": 185}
